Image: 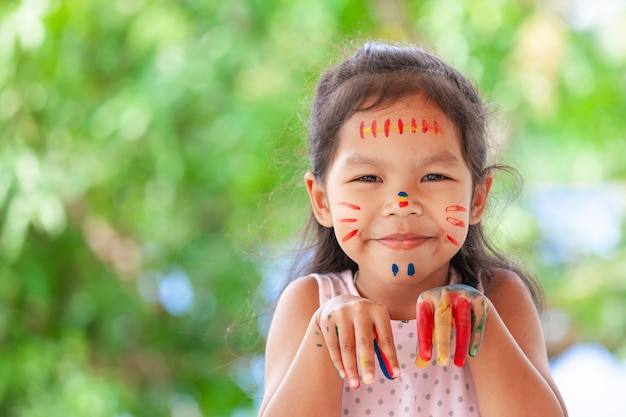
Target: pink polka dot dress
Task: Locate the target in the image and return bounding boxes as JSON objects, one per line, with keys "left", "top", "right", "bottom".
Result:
{"left": 311, "top": 270, "right": 481, "bottom": 416}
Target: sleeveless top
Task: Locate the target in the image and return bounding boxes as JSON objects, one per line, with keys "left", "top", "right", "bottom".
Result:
{"left": 311, "top": 270, "right": 481, "bottom": 417}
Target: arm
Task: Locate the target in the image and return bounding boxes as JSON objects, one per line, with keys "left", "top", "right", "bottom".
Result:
{"left": 468, "top": 270, "right": 568, "bottom": 417}
{"left": 258, "top": 276, "right": 400, "bottom": 417}
{"left": 258, "top": 277, "right": 343, "bottom": 417}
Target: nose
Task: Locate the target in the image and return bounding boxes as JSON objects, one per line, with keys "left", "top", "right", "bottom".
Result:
{"left": 383, "top": 191, "right": 423, "bottom": 216}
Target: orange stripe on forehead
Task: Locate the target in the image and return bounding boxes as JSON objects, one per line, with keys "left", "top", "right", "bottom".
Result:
{"left": 359, "top": 118, "right": 441, "bottom": 138}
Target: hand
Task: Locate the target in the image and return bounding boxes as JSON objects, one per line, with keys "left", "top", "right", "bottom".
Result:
{"left": 416, "top": 279, "right": 488, "bottom": 368}
{"left": 315, "top": 295, "right": 400, "bottom": 389}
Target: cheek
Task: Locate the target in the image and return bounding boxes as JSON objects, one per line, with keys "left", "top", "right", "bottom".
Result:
{"left": 443, "top": 205, "right": 469, "bottom": 246}
{"left": 335, "top": 200, "right": 363, "bottom": 243}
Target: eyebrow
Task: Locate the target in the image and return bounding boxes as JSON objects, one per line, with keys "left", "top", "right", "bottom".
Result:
{"left": 420, "top": 150, "right": 461, "bottom": 166}
{"left": 344, "top": 153, "right": 391, "bottom": 168}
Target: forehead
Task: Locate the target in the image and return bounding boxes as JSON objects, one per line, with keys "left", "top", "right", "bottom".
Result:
{"left": 341, "top": 94, "right": 455, "bottom": 135}
{"left": 335, "top": 95, "right": 462, "bottom": 158}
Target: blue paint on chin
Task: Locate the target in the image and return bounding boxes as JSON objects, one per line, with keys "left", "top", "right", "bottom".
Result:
{"left": 408, "top": 263, "right": 415, "bottom": 276}
{"left": 392, "top": 264, "right": 399, "bottom": 276}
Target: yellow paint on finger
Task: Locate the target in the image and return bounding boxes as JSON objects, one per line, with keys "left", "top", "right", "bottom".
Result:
{"left": 360, "top": 356, "right": 370, "bottom": 368}
{"left": 435, "top": 297, "right": 452, "bottom": 365}
{"left": 415, "top": 354, "right": 430, "bottom": 369}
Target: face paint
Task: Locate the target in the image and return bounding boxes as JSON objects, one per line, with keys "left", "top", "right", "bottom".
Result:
{"left": 339, "top": 202, "right": 361, "bottom": 210}
{"left": 447, "top": 235, "right": 460, "bottom": 246}
{"left": 342, "top": 229, "right": 358, "bottom": 242}
{"left": 392, "top": 263, "right": 416, "bottom": 276}
{"left": 444, "top": 205, "right": 467, "bottom": 246}
{"left": 359, "top": 118, "right": 442, "bottom": 138}
{"left": 337, "top": 202, "right": 360, "bottom": 242}
{"left": 446, "top": 217, "right": 465, "bottom": 227}
{"left": 397, "top": 191, "right": 409, "bottom": 208}
{"left": 445, "top": 205, "right": 467, "bottom": 212}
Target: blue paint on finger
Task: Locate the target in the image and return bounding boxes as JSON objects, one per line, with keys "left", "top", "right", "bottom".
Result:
{"left": 374, "top": 339, "right": 395, "bottom": 380}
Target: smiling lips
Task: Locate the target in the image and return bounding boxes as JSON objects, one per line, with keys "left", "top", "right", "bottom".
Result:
{"left": 375, "top": 233, "right": 430, "bottom": 250}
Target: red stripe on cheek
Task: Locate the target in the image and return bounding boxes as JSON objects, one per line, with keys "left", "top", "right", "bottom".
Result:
{"left": 445, "top": 205, "right": 467, "bottom": 212}
{"left": 446, "top": 217, "right": 465, "bottom": 227}
{"left": 447, "top": 235, "right": 460, "bottom": 246}
{"left": 339, "top": 202, "right": 361, "bottom": 210}
{"left": 342, "top": 229, "right": 358, "bottom": 242}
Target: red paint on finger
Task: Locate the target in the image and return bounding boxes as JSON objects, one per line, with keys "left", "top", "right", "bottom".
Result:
{"left": 453, "top": 297, "right": 471, "bottom": 367}
{"left": 417, "top": 301, "right": 434, "bottom": 362}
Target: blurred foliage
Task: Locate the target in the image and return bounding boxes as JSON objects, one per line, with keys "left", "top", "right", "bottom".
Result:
{"left": 0, "top": 0, "right": 624, "bottom": 416}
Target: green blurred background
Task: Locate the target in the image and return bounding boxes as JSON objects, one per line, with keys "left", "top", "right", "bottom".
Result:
{"left": 1, "top": 0, "right": 624, "bottom": 416}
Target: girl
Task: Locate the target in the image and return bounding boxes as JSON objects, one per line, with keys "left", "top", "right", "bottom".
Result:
{"left": 258, "top": 42, "right": 567, "bottom": 417}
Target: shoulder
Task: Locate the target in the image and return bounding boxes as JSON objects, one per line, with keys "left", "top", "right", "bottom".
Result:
{"left": 486, "top": 268, "right": 533, "bottom": 300}
{"left": 279, "top": 275, "right": 320, "bottom": 304}
{"left": 484, "top": 268, "right": 546, "bottom": 351}
{"left": 265, "top": 275, "right": 320, "bottom": 363}
{"left": 274, "top": 275, "right": 321, "bottom": 320}
{"left": 486, "top": 268, "right": 539, "bottom": 312}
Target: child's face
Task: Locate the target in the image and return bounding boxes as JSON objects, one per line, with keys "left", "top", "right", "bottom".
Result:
{"left": 306, "top": 94, "right": 491, "bottom": 286}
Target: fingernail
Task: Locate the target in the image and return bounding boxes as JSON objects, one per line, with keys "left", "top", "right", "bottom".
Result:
{"left": 363, "top": 372, "right": 374, "bottom": 384}
{"left": 338, "top": 369, "right": 346, "bottom": 379}
{"left": 350, "top": 378, "right": 360, "bottom": 389}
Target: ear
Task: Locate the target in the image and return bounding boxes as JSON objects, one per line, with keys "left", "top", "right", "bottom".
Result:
{"left": 304, "top": 171, "right": 333, "bottom": 228}
{"left": 468, "top": 171, "right": 493, "bottom": 225}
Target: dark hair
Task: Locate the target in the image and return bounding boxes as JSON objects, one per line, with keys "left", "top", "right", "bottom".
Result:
{"left": 293, "top": 41, "right": 544, "bottom": 310}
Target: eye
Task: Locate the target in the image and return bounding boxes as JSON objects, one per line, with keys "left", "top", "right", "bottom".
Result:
{"left": 422, "top": 173, "right": 448, "bottom": 181}
{"left": 356, "top": 175, "right": 382, "bottom": 183}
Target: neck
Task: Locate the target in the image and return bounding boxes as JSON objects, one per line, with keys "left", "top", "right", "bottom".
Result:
{"left": 354, "top": 265, "right": 450, "bottom": 320}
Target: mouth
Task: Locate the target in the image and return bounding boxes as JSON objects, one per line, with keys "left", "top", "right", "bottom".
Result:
{"left": 374, "top": 233, "right": 430, "bottom": 250}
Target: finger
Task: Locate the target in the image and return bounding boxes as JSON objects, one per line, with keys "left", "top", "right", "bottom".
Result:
{"left": 469, "top": 297, "right": 488, "bottom": 357}
{"left": 354, "top": 323, "right": 377, "bottom": 386}
{"left": 320, "top": 313, "right": 347, "bottom": 380}
{"left": 374, "top": 339, "right": 394, "bottom": 379}
{"left": 336, "top": 322, "right": 361, "bottom": 389}
{"left": 434, "top": 294, "right": 452, "bottom": 365}
{"left": 374, "top": 326, "right": 399, "bottom": 379}
{"left": 416, "top": 300, "right": 434, "bottom": 369}
{"left": 453, "top": 297, "right": 471, "bottom": 367}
